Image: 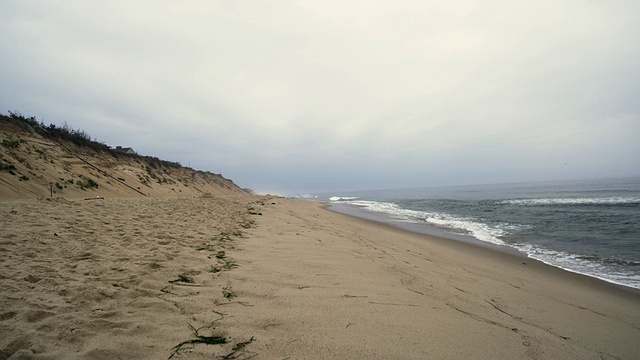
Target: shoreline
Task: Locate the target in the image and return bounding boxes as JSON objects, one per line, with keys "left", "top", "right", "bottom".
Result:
{"left": 327, "top": 201, "right": 640, "bottom": 294}
{"left": 231, "top": 198, "right": 640, "bottom": 358}
{"left": 328, "top": 202, "right": 526, "bottom": 254}
{"left": 2, "top": 196, "right": 639, "bottom": 359}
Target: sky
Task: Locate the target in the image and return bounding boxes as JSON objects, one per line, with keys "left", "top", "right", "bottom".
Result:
{"left": 1, "top": 1, "right": 639, "bottom": 194}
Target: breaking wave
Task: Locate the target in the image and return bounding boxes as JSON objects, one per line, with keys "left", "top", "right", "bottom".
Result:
{"left": 500, "top": 197, "right": 640, "bottom": 206}
{"left": 329, "top": 196, "right": 360, "bottom": 201}
{"left": 333, "top": 198, "right": 512, "bottom": 246}
{"left": 514, "top": 243, "right": 640, "bottom": 289}
{"left": 329, "top": 196, "right": 640, "bottom": 289}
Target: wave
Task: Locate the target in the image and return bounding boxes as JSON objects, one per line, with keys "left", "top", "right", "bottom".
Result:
{"left": 329, "top": 196, "right": 360, "bottom": 201}
{"left": 332, "top": 198, "right": 640, "bottom": 289}
{"left": 515, "top": 243, "right": 640, "bottom": 289}
{"left": 340, "top": 199, "right": 511, "bottom": 246}
{"left": 294, "top": 193, "right": 318, "bottom": 199}
{"left": 500, "top": 197, "right": 640, "bottom": 206}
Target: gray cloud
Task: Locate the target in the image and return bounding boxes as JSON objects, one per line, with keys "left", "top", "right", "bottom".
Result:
{"left": 1, "top": 0, "right": 638, "bottom": 194}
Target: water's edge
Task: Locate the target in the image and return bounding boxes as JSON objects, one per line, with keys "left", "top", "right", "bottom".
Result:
{"left": 327, "top": 202, "right": 640, "bottom": 294}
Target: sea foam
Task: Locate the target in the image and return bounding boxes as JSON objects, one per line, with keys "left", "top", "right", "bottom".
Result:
{"left": 332, "top": 198, "right": 510, "bottom": 246}
{"left": 500, "top": 197, "right": 640, "bottom": 206}
{"left": 325, "top": 178, "right": 640, "bottom": 289}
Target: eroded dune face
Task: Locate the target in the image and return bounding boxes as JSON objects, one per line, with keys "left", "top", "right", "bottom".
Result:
{"left": 0, "top": 115, "right": 247, "bottom": 201}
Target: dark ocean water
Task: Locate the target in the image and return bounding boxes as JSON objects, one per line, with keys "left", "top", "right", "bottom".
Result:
{"left": 296, "top": 177, "right": 640, "bottom": 289}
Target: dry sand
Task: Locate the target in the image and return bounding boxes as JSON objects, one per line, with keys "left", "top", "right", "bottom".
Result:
{"left": 1, "top": 195, "right": 639, "bottom": 359}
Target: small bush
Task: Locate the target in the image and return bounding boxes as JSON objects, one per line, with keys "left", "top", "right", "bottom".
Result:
{"left": 8, "top": 111, "right": 39, "bottom": 127}
{"left": 4, "top": 111, "right": 110, "bottom": 153}
{"left": 18, "top": 175, "right": 29, "bottom": 181}
{"left": 86, "top": 177, "right": 98, "bottom": 187}
{"left": 1, "top": 139, "right": 21, "bottom": 148}
{"left": 0, "top": 158, "right": 16, "bottom": 171}
{"left": 55, "top": 182, "right": 63, "bottom": 189}
{"left": 76, "top": 176, "right": 99, "bottom": 189}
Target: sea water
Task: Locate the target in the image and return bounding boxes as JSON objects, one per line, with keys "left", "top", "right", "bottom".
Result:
{"left": 297, "top": 177, "right": 640, "bottom": 289}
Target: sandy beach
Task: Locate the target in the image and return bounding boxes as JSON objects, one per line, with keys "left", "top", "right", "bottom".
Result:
{"left": 1, "top": 195, "right": 639, "bottom": 359}
{"left": 3, "top": 2, "right": 639, "bottom": 357}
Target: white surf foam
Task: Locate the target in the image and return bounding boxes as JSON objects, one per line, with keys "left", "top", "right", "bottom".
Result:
{"left": 500, "top": 197, "right": 640, "bottom": 206}
{"left": 332, "top": 198, "right": 640, "bottom": 289}
{"left": 514, "top": 243, "right": 640, "bottom": 289}
{"left": 329, "top": 196, "right": 360, "bottom": 201}
{"left": 294, "top": 194, "right": 318, "bottom": 199}
{"left": 341, "top": 199, "right": 509, "bottom": 246}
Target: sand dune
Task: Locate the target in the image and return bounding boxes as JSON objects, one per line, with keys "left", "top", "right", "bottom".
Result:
{"left": 0, "top": 115, "right": 245, "bottom": 201}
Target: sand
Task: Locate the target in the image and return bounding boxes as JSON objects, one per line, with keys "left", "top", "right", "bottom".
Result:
{"left": 1, "top": 195, "right": 639, "bottom": 359}
{"left": 0, "top": 116, "right": 246, "bottom": 201}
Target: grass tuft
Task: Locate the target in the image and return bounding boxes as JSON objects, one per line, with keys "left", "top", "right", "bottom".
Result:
{"left": 1, "top": 138, "right": 21, "bottom": 148}
{"left": 76, "top": 176, "right": 99, "bottom": 189}
{"left": 0, "top": 157, "right": 16, "bottom": 171}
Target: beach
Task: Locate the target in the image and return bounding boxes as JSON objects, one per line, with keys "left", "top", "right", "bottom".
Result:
{"left": 1, "top": 195, "right": 639, "bottom": 359}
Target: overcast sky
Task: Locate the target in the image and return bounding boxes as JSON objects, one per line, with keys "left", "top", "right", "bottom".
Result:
{"left": 1, "top": 1, "right": 639, "bottom": 194}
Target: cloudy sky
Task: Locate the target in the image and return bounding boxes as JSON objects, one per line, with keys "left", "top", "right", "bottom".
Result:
{"left": 1, "top": 1, "right": 638, "bottom": 194}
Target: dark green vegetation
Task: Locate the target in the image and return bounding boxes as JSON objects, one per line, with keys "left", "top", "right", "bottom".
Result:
{"left": 197, "top": 232, "right": 240, "bottom": 273}
{"left": 169, "top": 324, "right": 227, "bottom": 358}
{"left": 4, "top": 111, "right": 188, "bottom": 170}
{"left": 1, "top": 138, "right": 21, "bottom": 149}
{"left": 167, "top": 206, "right": 265, "bottom": 358}
{"left": 169, "top": 275, "right": 194, "bottom": 284}
{"left": 6, "top": 111, "right": 107, "bottom": 152}
{"left": 168, "top": 311, "right": 255, "bottom": 359}
{"left": 76, "top": 176, "right": 98, "bottom": 189}
{"left": 0, "top": 156, "right": 16, "bottom": 171}
{"left": 2, "top": 111, "right": 247, "bottom": 195}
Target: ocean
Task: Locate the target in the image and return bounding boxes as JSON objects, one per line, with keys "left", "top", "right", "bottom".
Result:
{"left": 296, "top": 177, "right": 640, "bottom": 290}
